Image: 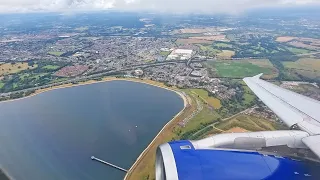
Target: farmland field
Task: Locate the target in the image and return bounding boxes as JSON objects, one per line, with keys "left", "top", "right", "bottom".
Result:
{"left": 198, "top": 45, "right": 221, "bottom": 56}
{"left": 181, "top": 105, "right": 221, "bottom": 134}
{"left": 287, "top": 83, "right": 320, "bottom": 101}
{"left": 206, "top": 60, "right": 276, "bottom": 78}
{"left": 216, "top": 115, "right": 280, "bottom": 131}
{"left": 247, "top": 59, "right": 274, "bottom": 67}
{"left": 190, "top": 89, "right": 222, "bottom": 109}
{"left": 283, "top": 58, "right": 320, "bottom": 71}
{"left": 294, "top": 70, "right": 320, "bottom": 80}
{"left": 217, "top": 50, "right": 235, "bottom": 58}
{"left": 288, "top": 41, "right": 319, "bottom": 51}
{"left": 276, "top": 36, "right": 296, "bottom": 42}
{"left": 283, "top": 58, "right": 320, "bottom": 79}
{"left": 285, "top": 46, "right": 310, "bottom": 54}
{"left": 0, "top": 62, "right": 37, "bottom": 76}
{"left": 224, "top": 127, "right": 249, "bottom": 133}
{"left": 48, "top": 51, "right": 64, "bottom": 56}
{"left": 214, "top": 42, "right": 233, "bottom": 48}
{"left": 42, "top": 65, "right": 60, "bottom": 70}
{"left": 176, "top": 38, "right": 212, "bottom": 45}
{"left": 179, "top": 28, "right": 208, "bottom": 34}
{"left": 200, "top": 114, "right": 286, "bottom": 138}
{"left": 190, "top": 35, "right": 228, "bottom": 41}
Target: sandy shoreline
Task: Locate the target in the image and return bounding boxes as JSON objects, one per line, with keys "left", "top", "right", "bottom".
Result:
{"left": 0, "top": 77, "right": 188, "bottom": 180}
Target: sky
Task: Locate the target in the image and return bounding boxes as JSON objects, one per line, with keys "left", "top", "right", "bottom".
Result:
{"left": 0, "top": 0, "right": 319, "bottom": 14}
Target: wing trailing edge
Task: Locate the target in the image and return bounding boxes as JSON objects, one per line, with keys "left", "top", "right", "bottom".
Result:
{"left": 302, "top": 135, "right": 320, "bottom": 159}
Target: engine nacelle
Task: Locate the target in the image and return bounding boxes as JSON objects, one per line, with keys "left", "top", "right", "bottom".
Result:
{"left": 155, "top": 131, "right": 315, "bottom": 180}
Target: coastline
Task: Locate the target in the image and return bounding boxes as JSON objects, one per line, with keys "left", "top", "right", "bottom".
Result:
{"left": 0, "top": 77, "right": 187, "bottom": 105}
{"left": 0, "top": 78, "right": 117, "bottom": 104}
{"left": 0, "top": 77, "right": 189, "bottom": 180}
{"left": 123, "top": 90, "right": 187, "bottom": 180}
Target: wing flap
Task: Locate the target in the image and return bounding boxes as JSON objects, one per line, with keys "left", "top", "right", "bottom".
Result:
{"left": 302, "top": 135, "right": 320, "bottom": 159}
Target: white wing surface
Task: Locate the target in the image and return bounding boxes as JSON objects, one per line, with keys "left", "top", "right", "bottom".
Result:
{"left": 244, "top": 74, "right": 320, "bottom": 158}
{"left": 244, "top": 74, "right": 320, "bottom": 134}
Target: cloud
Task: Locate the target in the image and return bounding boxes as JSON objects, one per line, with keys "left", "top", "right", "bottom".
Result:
{"left": 0, "top": 0, "right": 318, "bottom": 13}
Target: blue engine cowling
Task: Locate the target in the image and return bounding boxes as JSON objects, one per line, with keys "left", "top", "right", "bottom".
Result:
{"left": 156, "top": 140, "right": 320, "bottom": 180}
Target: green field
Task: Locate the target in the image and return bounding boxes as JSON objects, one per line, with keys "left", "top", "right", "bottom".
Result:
{"left": 289, "top": 84, "right": 320, "bottom": 97}
{"left": 241, "top": 81, "right": 256, "bottom": 105}
{"left": 283, "top": 58, "right": 320, "bottom": 71}
{"left": 206, "top": 60, "right": 273, "bottom": 78}
{"left": 283, "top": 58, "right": 320, "bottom": 80}
{"left": 214, "top": 42, "right": 232, "bottom": 48}
{"left": 199, "top": 114, "right": 286, "bottom": 137}
{"left": 241, "top": 82, "right": 256, "bottom": 105}
{"left": 159, "top": 51, "right": 171, "bottom": 56}
{"left": 48, "top": 51, "right": 64, "bottom": 56}
{"left": 190, "top": 89, "right": 221, "bottom": 109}
{"left": 42, "top": 65, "right": 60, "bottom": 70}
{"left": 216, "top": 114, "right": 283, "bottom": 132}
{"left": 198, "top": 45, "right": 221, "bottom": 56}
{"left": 285, "top": 46, "right": 310, "bottom": 54}
{"left": 19, "top": 73, "right": 30, "bottom": 81}
{"left": 0, "top": 81, "right": 4, "bottom": 89}
{"left": 144, "top": 59, "right": 154, "bottom": 63}
{"left": 75, "top": 26, "right": 89, "bottom": 31}
{"left": 13, "top": 83, "right": 18, "bottom": 89}
{"left": 243, "top": 89, "right": 256, "bottom": 105}
{"left": 19, "top": 73, "right": 49, "bottom": 81}
{"left": 0, "top": 62, "right": 38, "bottom": 76}
{"left": 180, "top": 106, "right": 221, "bottom": 137}
{"left": 176, "top": 33, "right": 205, "bottom": 38}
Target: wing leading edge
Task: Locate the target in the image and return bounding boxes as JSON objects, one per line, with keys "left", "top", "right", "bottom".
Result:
{"left": 244, "top": 74, "right": 320, "bottom": 158}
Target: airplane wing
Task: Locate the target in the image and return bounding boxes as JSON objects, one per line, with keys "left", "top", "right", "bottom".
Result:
{"left": 244, "top": 74, "right": 320, "bottom": 158}
{"left": 155, "top": 74, "right": 320, "bottom": 180}
{"left": 156, "top": 75, "right": 320, "bottom": 179}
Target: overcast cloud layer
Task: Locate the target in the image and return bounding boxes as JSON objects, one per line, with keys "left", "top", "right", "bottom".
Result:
{"left": 0, "top": 0, "right": 319, "bottom": 14}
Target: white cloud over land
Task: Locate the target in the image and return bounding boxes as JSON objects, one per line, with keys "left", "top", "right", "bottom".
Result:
{"left": 0, "top": 0, "right": 319, "bottom": 14}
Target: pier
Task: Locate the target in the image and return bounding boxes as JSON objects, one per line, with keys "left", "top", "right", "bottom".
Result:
{"left": 91, "top": 156, "right": 128, "bottom": 172}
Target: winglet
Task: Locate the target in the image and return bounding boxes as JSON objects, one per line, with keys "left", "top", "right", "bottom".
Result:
{"left": 243, "top": 73, "right": 263, "bottom": 83}
{"left": 253, "top": 73, "right": 263, "bottom": 79}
